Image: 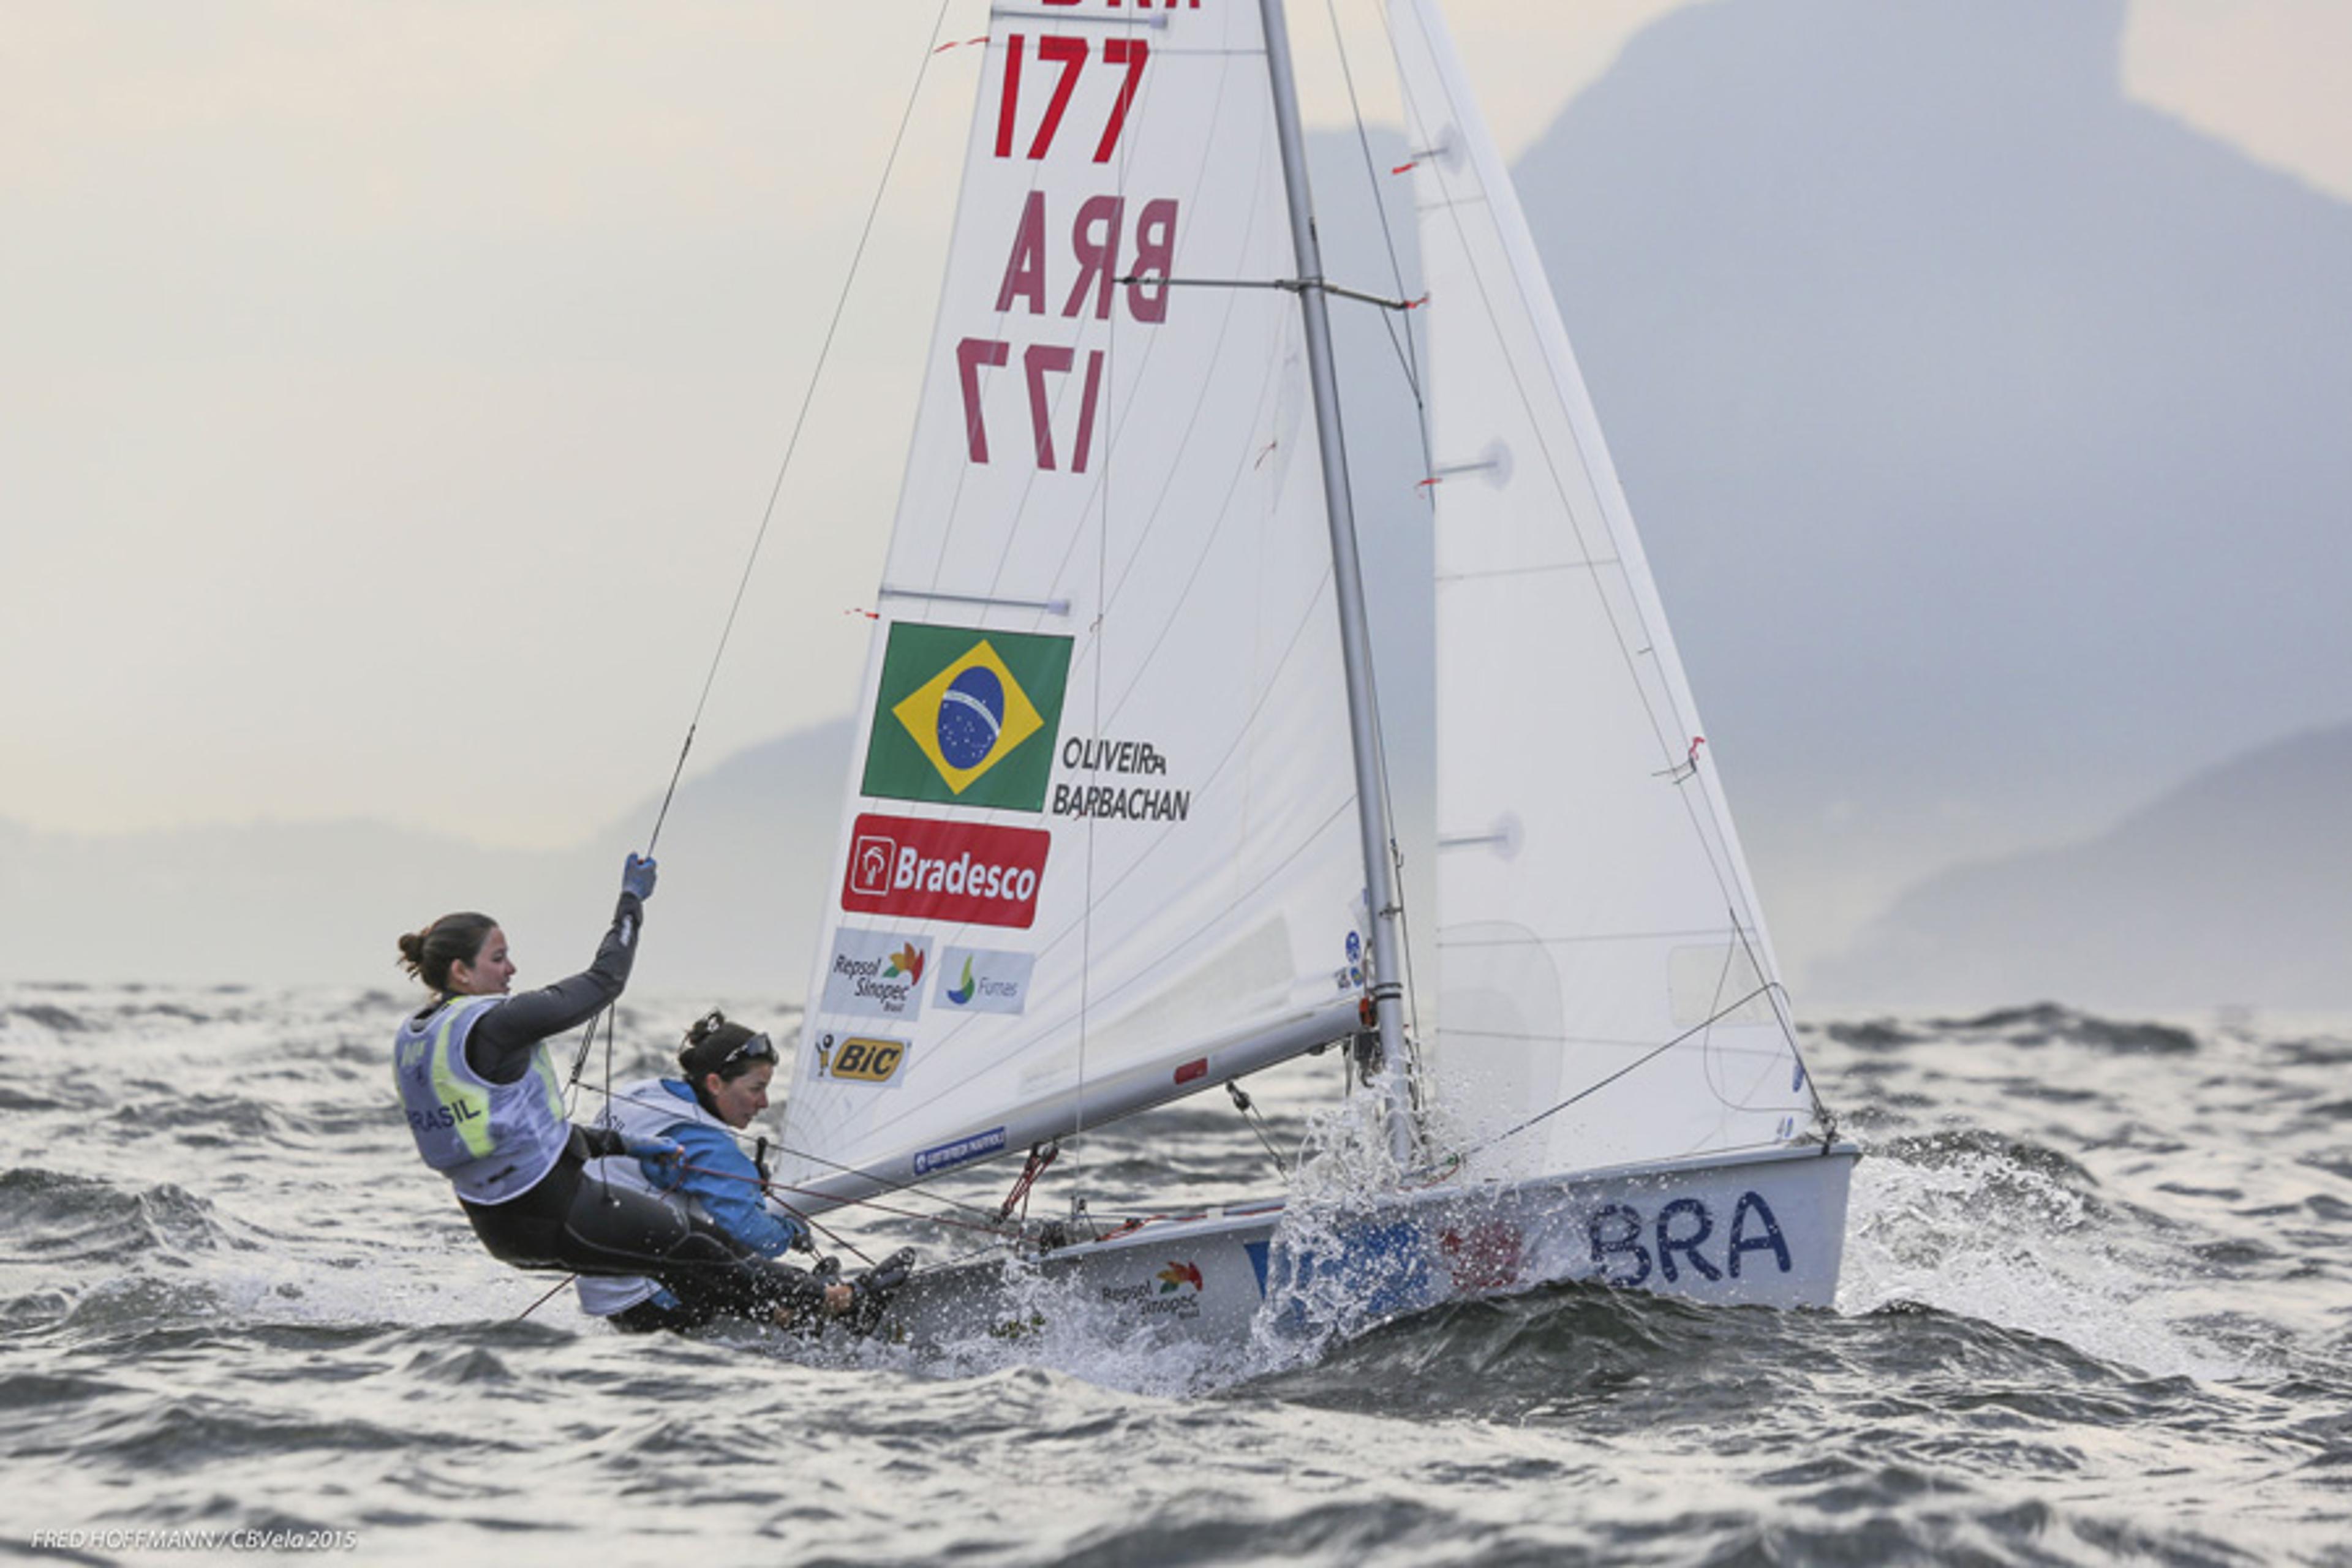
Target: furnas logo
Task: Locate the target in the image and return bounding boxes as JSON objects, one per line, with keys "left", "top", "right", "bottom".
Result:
{"left": 937, "top": 946, "right": 1037, "bottom": 1014}
{"left": 840, "top": 813, "right": 1050, "bottom": 930}
{"left": 861, "top": 624, "right": 1072, "bottom": 812}
{"left": 818, "top": 928, "right": 932, "bottom": 1021}
{"left": 819, "top": 1035, "right": 908, "bottom": 1085}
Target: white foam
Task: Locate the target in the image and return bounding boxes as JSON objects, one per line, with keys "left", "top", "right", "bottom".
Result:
{"left": 1838, "top": 1144, "right": 2260, "bottom": 1382}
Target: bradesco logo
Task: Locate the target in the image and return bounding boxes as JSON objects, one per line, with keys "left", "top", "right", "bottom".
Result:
{"left": 860, "top": 623, "right": 1072, "bottom": 812}
{"left": 840, "top": 813, "right": 1049, "bottom": 930}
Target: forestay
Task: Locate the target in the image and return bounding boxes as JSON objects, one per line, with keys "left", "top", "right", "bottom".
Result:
{"left": 779, "top": 2, "right": 1367, "bottom": 1212}
{"left": 1386, "top": 0, "right": 1817, "bottom": 1178}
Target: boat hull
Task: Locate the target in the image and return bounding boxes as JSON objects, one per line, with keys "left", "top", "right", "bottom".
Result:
{"left": 888, "top": 1143, "right": 1858, "bottom": 1349}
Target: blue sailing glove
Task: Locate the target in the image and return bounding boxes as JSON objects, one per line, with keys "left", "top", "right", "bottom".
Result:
{"left": 625, "top": 1134, "right": 683, "bottom": 1189}
{"left": 621, "top": 853, "right": 657, "bottom": 902}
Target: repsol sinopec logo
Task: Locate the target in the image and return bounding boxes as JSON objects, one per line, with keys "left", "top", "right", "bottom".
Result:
{"left": 818, "top": 928, "right": 931, "bottom": 1021}
{"left": 840, "top": 812, "right": 1049, "bottom": 930}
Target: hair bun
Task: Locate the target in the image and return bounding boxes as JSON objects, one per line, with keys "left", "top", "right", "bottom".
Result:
{"left": 394, "top": 911, "right": 496, "bottom": 990}
{"left": 678, "top": 1010, "right": 756, "bottom": 1078}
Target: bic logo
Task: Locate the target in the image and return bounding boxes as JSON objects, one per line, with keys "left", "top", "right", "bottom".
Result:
{"left": 861, "top": 623, "right": 1072, "bottom": 812}
{"left": 822, "top": 1035, "right": 907, "bottom": 1085}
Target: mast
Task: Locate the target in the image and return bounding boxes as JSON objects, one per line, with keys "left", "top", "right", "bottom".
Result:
{"left": 1257, "top": 0, "right": 1419, "bottom": 1166}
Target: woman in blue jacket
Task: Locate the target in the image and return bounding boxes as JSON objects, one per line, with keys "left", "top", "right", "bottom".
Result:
{"left": 577, "top": 1011, "right": 850, "bottom": 1332}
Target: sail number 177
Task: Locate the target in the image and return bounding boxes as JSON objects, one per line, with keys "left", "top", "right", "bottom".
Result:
{"left": 995, "top": 34, "right": 1148, "bottom": 164}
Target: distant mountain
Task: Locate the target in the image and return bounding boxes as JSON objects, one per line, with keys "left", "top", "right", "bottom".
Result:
{"left": 1507, "top": 0, "right": 2352, "bottom": 958}
{"left": 1811, "top": 725, "right": 2352, "bottom": 1009}
{"left": 0, "top": 720, "right": 853, "bottom": 995}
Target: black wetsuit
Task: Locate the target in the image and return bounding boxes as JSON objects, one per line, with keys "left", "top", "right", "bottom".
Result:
{"left": 438, "top": 894, "right": 830, "bottom": 1325}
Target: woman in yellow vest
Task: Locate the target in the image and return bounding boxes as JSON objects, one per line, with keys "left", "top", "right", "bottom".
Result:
{"left": 392, "top": 856, "right": 857, "bottom": 1327}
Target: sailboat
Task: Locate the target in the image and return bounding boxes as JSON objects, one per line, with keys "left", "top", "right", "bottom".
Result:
{"left": 774, "top": 0, "right": 1855, "bottom": 1347}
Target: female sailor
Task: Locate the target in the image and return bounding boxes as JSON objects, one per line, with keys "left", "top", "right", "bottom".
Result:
{"left": 575, "top": 1011, "right": 851, "bottom": 1332}
{"left": 391, "top": 857, "right": 851, "bottom": 1327}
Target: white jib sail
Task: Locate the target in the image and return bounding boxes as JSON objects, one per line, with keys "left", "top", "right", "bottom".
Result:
{"left": 1386, "top": 0, "right": 1817, "bottom": 1181}
{"left": 778, "top": 3, "right": 1368, "bottom": 1213}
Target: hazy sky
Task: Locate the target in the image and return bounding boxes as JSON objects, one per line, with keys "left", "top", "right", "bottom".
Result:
{"left": 4, "top": 0, "right": 2346, "bottom": 852}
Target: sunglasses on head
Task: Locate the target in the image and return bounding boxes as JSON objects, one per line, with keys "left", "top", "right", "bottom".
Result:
{"left": 689, "top": 1010, "right": 777, "bottom": 1068}
{"left": 725, "top": 1032, "right": 777, "bottom": 1066}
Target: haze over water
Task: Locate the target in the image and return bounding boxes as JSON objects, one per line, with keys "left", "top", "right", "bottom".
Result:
{"left": 4, "top": 986, "right": 2346, "bottom": 1565}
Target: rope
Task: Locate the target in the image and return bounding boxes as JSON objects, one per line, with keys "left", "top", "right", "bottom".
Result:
{"left": 514, "top": 1275, "right": 575, "bottom": 1323}
{"left": 580, "top": 1077, "right": 1005, "bottom": 1221}
{"left": 1450, "top": 984, "right": 1781, "bottom": 1163}
{"left": 671, "top": 1158, "right": 1008, "bottom": 1242}
{"left": 997, "top": 1142, "right": 1060, "bottom": 1224}
{"left": 1226, "top": 1080, "right": 1291, "bottom": 1179}
{"left": 562, "top": 7, "right": 956, "bottom": 1104}
{"left": 646, "top": 0, "right": 959, "bottom": 858}
{"left": 1322, "top": 0, "right": 1428, "bottom": 407}
{"left": 511, "top": 1143, "right": 1016, "bottom": 1326}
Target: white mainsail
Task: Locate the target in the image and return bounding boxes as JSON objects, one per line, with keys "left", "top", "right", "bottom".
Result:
{"left": 778, "top": 5, "right": 1368, "bottom": 1212}
{"left": 1385, "top": 0, "right": 1818, "bottom": 1179}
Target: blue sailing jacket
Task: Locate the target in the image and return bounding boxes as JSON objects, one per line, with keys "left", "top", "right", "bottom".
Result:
{"left": 574, "top": 1077, "right": 807, "bottom": 1317}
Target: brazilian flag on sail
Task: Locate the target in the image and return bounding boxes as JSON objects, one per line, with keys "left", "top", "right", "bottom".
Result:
{"left": 860, "top": 623, "right": 1073, "bottom": 812}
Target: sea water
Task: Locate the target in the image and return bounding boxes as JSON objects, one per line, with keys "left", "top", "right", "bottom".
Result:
{"left": 2, "top": 986, "right": 2347, "bottom": 1565}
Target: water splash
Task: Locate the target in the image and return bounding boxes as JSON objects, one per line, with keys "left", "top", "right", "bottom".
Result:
{"left": 1839, "top": 1133, "right": 2257, "bottom": 1381}
{"left": 1242, "top": 1088, "right": 1424, "bottom": 1378}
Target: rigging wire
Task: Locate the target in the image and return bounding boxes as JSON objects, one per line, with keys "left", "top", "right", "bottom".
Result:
{"left": 1324, "top": 0, "right": 1430, "bottom": 410}
{"left": 582, "top": 1077, "right": 1006, "bottom": 1221}
{"left": 565, "top": 0, "right": 958, "bottom": 1105}
{"left": 1227, "top": 1080, "right": 1292, "bottom": 1179}
{"left": 1729, "top": 912, "right": 1839, "bottom": 1147}
{"left": 515, "top": 1276, "right": 575, "bottom": 1324}
{"left": 1452, "top": 982, "right": 1782, "bottom": 1163}
{"left": 647, "top": 0, "right": 960, "bottom": 859}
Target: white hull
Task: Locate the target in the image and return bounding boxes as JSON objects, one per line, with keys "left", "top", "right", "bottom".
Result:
{"left": 888, "top": 1144, "right": 1858, "bottom": 1349}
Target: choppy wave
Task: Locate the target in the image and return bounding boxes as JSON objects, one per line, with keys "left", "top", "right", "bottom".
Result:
{"left": 2, "top": 984, "right": 2349, "bottom": 1565}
